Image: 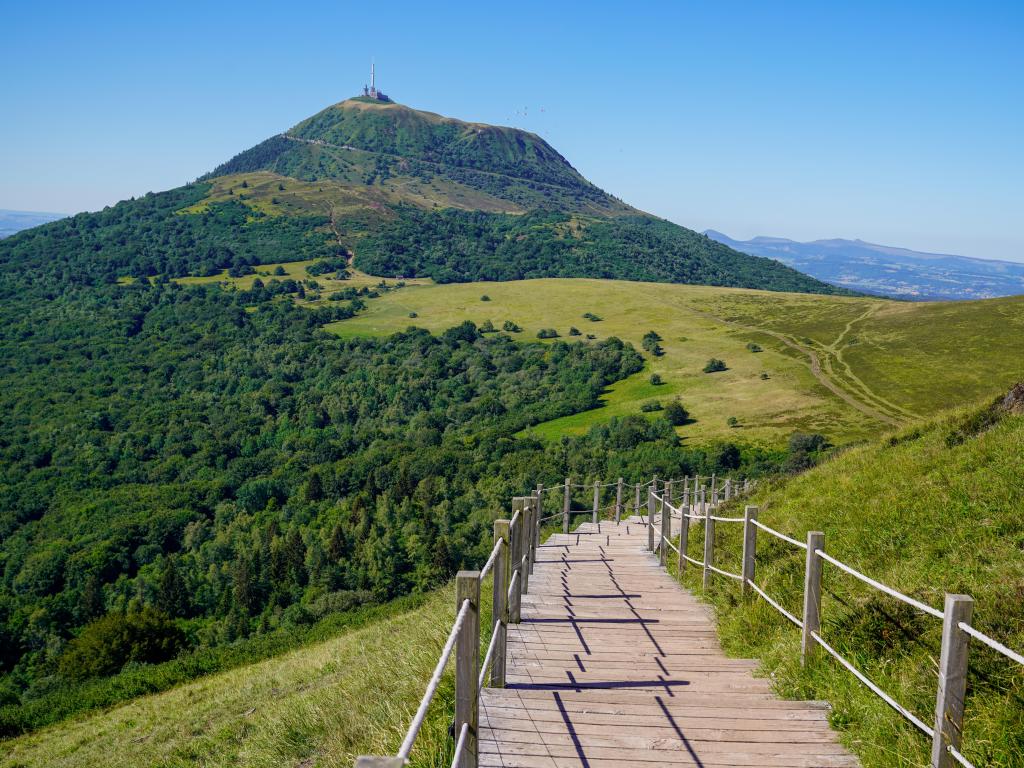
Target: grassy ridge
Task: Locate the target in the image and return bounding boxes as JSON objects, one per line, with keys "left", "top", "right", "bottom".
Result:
{"left": 670, "top": 396, "right": 1024, "bottom": 767}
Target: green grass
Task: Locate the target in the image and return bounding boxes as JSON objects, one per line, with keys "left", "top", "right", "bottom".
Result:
{"left": 324, "top": 276, "right": 1024, "bottom": 446}
{"left": 1, "top": 582, "right": 495, "bottom": 768}
{"left": 666, "top": 397, "right": 1024, "bottom": 768}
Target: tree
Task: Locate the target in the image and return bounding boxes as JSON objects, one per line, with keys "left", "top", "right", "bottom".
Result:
{"left": 57, "top": 608, "right": 185, "bottom": 681}
{"left": 703, "top": 358, "right": 727, "bottom": 373}
{"left": 502, "top": 320, "right": 521, "bottom": 332}
{"left": 155, "top": 556, "right": 189, "bottom": 618}
{"left": 480, "top": 294, "right": 491, "bottom": 302}
{"left": 568, "top": 326, "right": 581, "bottom": 336}
{"left": 664, "top": 400, "right": 689, "bottom": 426}
{"left": 273, "top": 266, "right": 286, "bottom": 276}
{"left": 649, "top": 373, "right": 663, "bottom": 385}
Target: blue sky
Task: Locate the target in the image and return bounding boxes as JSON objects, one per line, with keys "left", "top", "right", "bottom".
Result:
{"left": 3, "top": 1, "right": 1022, "bottom": 261}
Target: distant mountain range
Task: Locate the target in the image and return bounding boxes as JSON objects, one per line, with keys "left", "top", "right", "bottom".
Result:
{"left": 0, "top": 209, "right": 66, "bottom": 239}
{"left": 704, "top": 231, "right": 1024, "bottom": 300}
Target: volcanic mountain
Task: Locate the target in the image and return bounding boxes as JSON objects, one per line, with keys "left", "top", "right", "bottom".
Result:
{"left": 4, "top": 96, "right": 846, "bottom": 293}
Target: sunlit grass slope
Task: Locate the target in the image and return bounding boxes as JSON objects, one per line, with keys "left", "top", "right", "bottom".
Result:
{"left": 676, "top": 393, "right": 1024, "bottom": 768}
{"left": 325, "top": 277, "right": 1024, "bottom": 446}
{"left": 1, "top": 584, "right": 487, "bottom": 768}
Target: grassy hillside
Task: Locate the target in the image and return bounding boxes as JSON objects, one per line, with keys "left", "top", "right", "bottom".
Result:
{"left": 323, "top": 276, "right": 1024, "bottom": 445}
{"left": 0, "top": 585, "right": 475, "bottom": 768}
{"left": 675, "top": 393, "right": 1024, "bottom": 767}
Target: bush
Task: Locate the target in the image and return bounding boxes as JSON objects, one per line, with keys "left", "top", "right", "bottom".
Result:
{"left": 640, "top": 401, "right": 663, "bottom": 412}
{"left": 583, "top": 312, "right": 602, "bottom": 322}
{"left": 746, "top": 342, "right": 762, "bottom": 352}
{"left": 649, "top": 373, "right": 663, "bottom": 385}
{"left": 759, "top": 372, "right": 769, "bottom": 380}
{"left": 57, "top": 608, "right": 186, "bottom": 682}
{"left": 480, "top": 294, "right": 491, "bottom": 302}
{"left": 480, "top": 319, "right": 495, "bottom": 333}
{"left": 664, "top": 400, "right": 689, "bottom": 426}
{"left": 408, "top": 311, "right": 418, "bottom": 318}
{"left": 536, "top": 328, "right": 559, "bottom": 339}
{"left": 502, "top": 320, "right": 521, "bottom": 333}
{"left": 703, "top": 358, "right": 727, "bottom": 373}
{"left": 273, "top": 266, "right": 286, "bottom": 276}
{"left": 568, "top": 327, "right": 581, "bottom": 336}
{"left": 727, "top": 416, "right": 739, "bottom": 427}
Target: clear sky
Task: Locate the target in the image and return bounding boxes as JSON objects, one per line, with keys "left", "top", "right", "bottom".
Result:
{"left": 3, "top": 1, "right": 1022, "bottom": 261}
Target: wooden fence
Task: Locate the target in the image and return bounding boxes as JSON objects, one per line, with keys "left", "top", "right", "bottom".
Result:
{"left": 649, "top": 487, "right": 1024, "bottom": 768}
{"left": 354, "top": 474, "right": 1022, "bottom": 768}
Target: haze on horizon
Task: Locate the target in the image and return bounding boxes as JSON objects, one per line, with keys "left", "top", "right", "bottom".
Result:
{"left": 2, "top": 0, "right": 1021, "bottom": 262}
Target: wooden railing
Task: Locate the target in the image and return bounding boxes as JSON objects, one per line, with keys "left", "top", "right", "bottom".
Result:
{"left": 353, "top": 474, "right": 739, "bottom": 767}
{"left": 648, "top": 488, "right": 1024, "bottom": 768}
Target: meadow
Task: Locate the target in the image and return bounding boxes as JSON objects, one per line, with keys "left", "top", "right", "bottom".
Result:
{"left": 324, "top": 276, "right": 1024, "bottom": 445}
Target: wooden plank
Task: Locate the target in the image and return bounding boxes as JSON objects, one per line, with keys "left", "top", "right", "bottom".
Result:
{"left": 477, "top": 514, "right": 859, "bottom": 768}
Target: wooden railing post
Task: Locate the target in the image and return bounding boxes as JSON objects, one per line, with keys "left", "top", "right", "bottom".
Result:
{"left": 741, "top": 506, "right": 758, "bottom": 595}
{"left": 659, "top": 492, "right": 670, "bottom": 566}
{"left": 491, "top": 520, "right": 510, "bottom": 688}
{"left": 666, "top": 478, "right": 674, "bottom": 505}
{"left": 634, "top": 482, "right": 641, "bottom": 517}
{"left": 530, "top": 489, "right": 541, "bottom": 575}
{"left": 509, "top": 505, "right": 523, "bottom": 623}
{"left": 801, "top": 531, "right": 825, "bottom": 666}
{"left": 682, "top": 477, "right": 689, "bottom": 514}
{"left": 615, "top": 477, "right": 624, "bottom": 523}
{"left": 455, "top": 571, "right": 480, "bottom": 768}
{"left": 677, "top": 498, "right": 689, "bottom": 574}
{"left": 702, "top": 492, "right": 715, "bottom": 590}
{"left": 647, "top": 488, "right": 657, "bottom": 551}
{"left": 710, "top": 474, "right": 717, "bottom": 506}
{"left": 931, "top": 594, "right": 974, "bottom": 768}
{"left": 513, "top": 497, "right": 531, "bottom": 595}
{"left": 592, "top": 480, "right": 599, "bottom": 524}
{"left": 562, "top": 477, "right": 571, "bottom": 535}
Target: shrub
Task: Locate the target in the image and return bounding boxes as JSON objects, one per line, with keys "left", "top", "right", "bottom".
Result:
{"left": 568, "top": 327, "right": 581, "bottom": 336}
{"left": 583, "top": 312, "right": 602, "bottom": 322}
{"left": 649, "top": 373, "right": 663, "bottom": 385}
{"left": 408, "top": 311, "right": 418, "bottom": 318}
{"left": 703, "top": 358, "right": 727, "bottom": 373}
{"left": 746, "top": 342, "right": 762, "bottom": 352}
{"left": 640, "top": 401, "right": 663, "bottom": 412}
{"left": 273, "top": 266, "right": 286, "bottom": 276}
{"left": 641, "top": 331, "right": 663, "bottom": 356}
{"left": 759, "top": 372, "right": 769, "bottom": 380}
{"left": 480, "top": 319, "right": 495, "bottom": 333}
{"left": 502, "top": 320, "right": 521, "bottom": 333}
{"left": 585, "top": 334, "right": 596, "bottom": 340}
{"left": 58, "top": 608, "right": 186, "bottom": 682}
{"left": 480, "top": 295, "right": 491, "bottom": 302}
{"left": 727, "top": 416, "right": 739, "bottom": 427}
{"left": 536, "top": 328, "right": 559, "bottom": 339}
{"left": 664, "top": 400, "right": 689, "bottom": 426}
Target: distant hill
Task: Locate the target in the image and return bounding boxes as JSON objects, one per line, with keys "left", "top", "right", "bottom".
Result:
{"left": 0, "top": 209, "right": 65, "bottom": 239}
{"left": 705, "top": 230, "right": 1024, "bottom": 300}
{"left": 186, "top": 96, "right": 845, "bottom": 294}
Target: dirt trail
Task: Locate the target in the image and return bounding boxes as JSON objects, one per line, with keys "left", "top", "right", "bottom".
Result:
{"left": 681, "top": 301, "right": 903, "bottom": 427}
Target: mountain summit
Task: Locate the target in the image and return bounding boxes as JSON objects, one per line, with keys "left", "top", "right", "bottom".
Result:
{"left": 192, "top": 98, "right": 846, "bottom": 292}
{"left": 5, "top": 97, "right": 846, "bottom": 294}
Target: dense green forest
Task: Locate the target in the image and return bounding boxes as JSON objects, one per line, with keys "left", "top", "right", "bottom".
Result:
{"left": 355, "top": 206, "right": 851, "bottom": 292}
{"left": 0, "top": 200, "right": 805, "bottom": 735}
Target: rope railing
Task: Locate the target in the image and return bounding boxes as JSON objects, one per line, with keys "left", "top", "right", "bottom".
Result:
{"left": 639, "top": 491, "right": 1021, "bottom": 768}
{"left": 361, "top": 472, "right": 1020, "bottom": 768}
{"left": 811, "top": 630, "right": 935, "bottom": 737}
{"left": 751, "top": 518, "right": 807, "bottom": 549}
{"left": 393, "top": 598, "right": 471, "bottom": 763}
{"left": 815, "top": 548, "right": 944, "bottom": 620}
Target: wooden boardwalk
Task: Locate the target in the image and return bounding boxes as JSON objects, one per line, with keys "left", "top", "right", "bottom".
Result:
{"left": 478, "top": 516, "right": 859, "bottom": 768}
